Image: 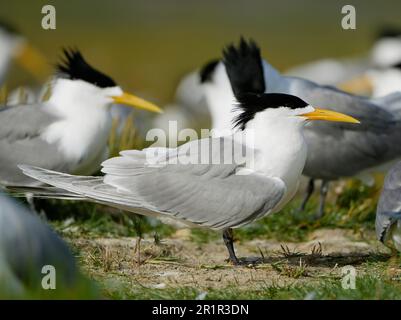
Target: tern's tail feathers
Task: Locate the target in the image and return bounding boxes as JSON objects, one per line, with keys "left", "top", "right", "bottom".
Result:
{"left": 19, "top": 165, "right": 163, "bottom": 219}
{"left": 4, "top": 184, "right": 84, "bottom": 200}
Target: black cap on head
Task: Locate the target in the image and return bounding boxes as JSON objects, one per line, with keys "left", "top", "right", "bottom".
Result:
{"left": 0, "top": 19, "right": 19, "bottom": 36}
{"left": 233, "top": 92, "right": 309, "bottom": 130}
{"left": 376, "top": 26, "right": 401, "bottom": 40}
{"left": 57, "top": 48, "right": 117, "bottom": 88}
{"left": 199, "top": 59, "right": 220, "bottom": 83}
{"left": 223, "top": 37, "right": 265, "bottom": 97}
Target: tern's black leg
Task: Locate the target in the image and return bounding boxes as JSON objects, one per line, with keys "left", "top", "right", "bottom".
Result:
{"left": 298, "top": 178, "right": 315, "bottom": 212}
{"left": 315, "top": 180, "right": 329, "bottom": 219}
{"left": 223, "top": 228, "right": 239, "bottom": 265}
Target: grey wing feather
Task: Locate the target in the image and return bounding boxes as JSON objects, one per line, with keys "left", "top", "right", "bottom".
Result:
{"left": 21, "top": 137, "right": 286, "bottom": 230}
{"left": 0, "top": 104, "right": 70, "bottom": 186}
{"left": 292, "top": 81, "right": 401, "bottom": 179}
{"left": 376, "top": 161, "right": 401, "bottom": 242}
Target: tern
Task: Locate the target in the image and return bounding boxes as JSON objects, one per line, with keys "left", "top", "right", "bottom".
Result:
{"left": 20, "top": 80, "right": 358, "bottom": 263}
{"left": 285, "top": 26, "right": 401, "bottom": 86}
{"left": 0, "top": 192, "right": 78, "bottom": 296}
{"left": 0, "top": 48, "right": 162, "bottom": 188}
{"left": 188, "top": 38, "right": 401, "bottom": 218}
{"left": 338, "top": 62, "right": 401, "bottom": 97}
{"left": 0, "top": 20, "right": 49, "bottom": 84}
{"left": 376, "top": 161, "right": 401, "bottom": 252}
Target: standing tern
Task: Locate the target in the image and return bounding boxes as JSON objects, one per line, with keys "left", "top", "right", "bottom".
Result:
{"left": 20, "top": 82, "right": 358, "bottom": 264}
{"left": 0, "top": 48, "right": 161, "bottom": 188}
{"left": 0, "top": 20, "right": 49, "bottom": 84}
{"left": 338, "top": 62, "right": 401, "bottom": 97}
{"left": 190, "top": 38, "right": 401, "bottom": 218}
{"left": 376, "top": 161, "right": 401, "bottom": 252}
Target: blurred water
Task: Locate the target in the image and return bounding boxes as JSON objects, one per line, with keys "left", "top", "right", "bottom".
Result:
{"left": 1, "top": 0, "right": 401, "bottom": 103}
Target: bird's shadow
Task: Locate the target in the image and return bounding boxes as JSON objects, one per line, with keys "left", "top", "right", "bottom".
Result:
{"left": 235, "top": 252, "right": 391, "bottom": 268}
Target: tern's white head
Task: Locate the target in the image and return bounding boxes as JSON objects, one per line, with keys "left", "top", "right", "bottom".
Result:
{"left": 48, "top": 49, "right": 162, "bottom": 117}
{"left": 371, "top": 28, "right": 401, "bottom": 68}
{"left": 41, "top": 49, "right": 162, "bottom": 169}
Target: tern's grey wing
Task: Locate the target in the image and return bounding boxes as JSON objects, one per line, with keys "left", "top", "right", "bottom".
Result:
{"left": 0, "top": 104, "right": 69, "bottom": 186}
{"left": 21, "top": 137, "right": 286, "bottom": 230}
{"left": 0, "top": 193, "right": 77, "bottom": 289}
{"left": 293, "top": 82, "right": 401, "bottom": 179}
{"left": 376, "top": 161, "right": 401, "bottom": 242}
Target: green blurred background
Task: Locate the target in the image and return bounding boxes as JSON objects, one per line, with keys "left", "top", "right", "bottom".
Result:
{"left": 2, "top": 0, "right": 401, "bottom": 104}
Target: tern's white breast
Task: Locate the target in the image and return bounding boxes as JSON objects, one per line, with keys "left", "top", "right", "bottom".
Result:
{"left": 41, "top": 107, "right": 111, "bottom": 174}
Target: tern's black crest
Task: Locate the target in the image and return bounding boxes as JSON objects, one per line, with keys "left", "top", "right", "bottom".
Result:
{"left": 223, "top": 38, "right": 265, "bottom": 97}
{"left": 199, "top": 59, "right": 220, "bottom": 83}
{"left": 234, "top": 93, "right": 309, "bottom": 130}
{"left": 377, "top": 26, "right": 401, "bottom": 39}
{"left": 0, "top": 19, "right": 18, "bottom": 35}
{"left": 57, "top": 49, "right": 117, "bottom": 88}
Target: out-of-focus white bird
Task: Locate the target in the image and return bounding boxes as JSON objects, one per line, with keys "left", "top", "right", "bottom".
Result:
{"left": 0, "top": 20, "right": 49, "bottom": 85}
{"left": 0, "top": 192, "right": 78, "bottom": 296}
{"left": 285, "top": 27, "right": 401, "bottom": 86}
{"left": 0, "top": 49, "right": 162, "bottom": 188}
{"left": 338, "top": 62, "right": 401, "bottom": 97}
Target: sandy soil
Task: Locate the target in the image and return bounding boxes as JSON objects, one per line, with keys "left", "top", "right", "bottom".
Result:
{"left": 69, "top": 228, "right": 392, "bottom": 291}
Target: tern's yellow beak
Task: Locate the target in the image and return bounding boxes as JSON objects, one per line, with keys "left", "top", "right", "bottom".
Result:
{"left": 14, "top": 43, "right": 50, "bottom": 81}
{"left": 112, "top": 92, "right": 163, "bottom": 113}
{"left": 337, "top": 74, "right": 374, "bottom": 95}
{"left": 301, "top": 108, "right": 360, "bottom": 124}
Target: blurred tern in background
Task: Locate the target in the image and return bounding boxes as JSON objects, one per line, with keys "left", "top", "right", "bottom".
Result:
{"left": 0, "top": 49, "right": 161, "bottom": 188}
{"left": 338, "top": 61, "right": 401, "bottom": 97}
{"left": 375, "top": 161, "right": 401, "bottom": 252}
{"left": 19, "top": 42, "right": 358, "bottom": 264}
{"left": 285, "top": 26, "right": 401, "bottom": 86}
{"left": 0, "top": 192, "right": 78, "bottom": 296}
{"left": 0, "top": 20, "right": 49, "bottom": 85}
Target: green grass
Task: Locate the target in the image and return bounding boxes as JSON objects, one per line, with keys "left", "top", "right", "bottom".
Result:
{"left": 43, "top": 200, "right": 174, "bottom": 240}
{"left": 96, "top": 272, "right": 401, "bottom": 300}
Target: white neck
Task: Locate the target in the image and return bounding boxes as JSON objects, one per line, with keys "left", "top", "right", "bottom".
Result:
{"left": 244, "top": 114, "right": 308, "bottom": 196}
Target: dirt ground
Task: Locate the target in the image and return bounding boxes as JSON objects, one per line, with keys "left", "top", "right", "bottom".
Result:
{"left": 70, "top": 228, "right": 392, "bottom": 292}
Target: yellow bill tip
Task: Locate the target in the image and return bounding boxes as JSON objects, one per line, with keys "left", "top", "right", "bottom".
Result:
{"left": 112, "top": 92, "right": 163, "bottom": 113}
{"left": 302, "top": 108, "right": 360, "bottom": 124}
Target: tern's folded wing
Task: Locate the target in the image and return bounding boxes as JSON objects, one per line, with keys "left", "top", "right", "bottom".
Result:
{"left": 0, "top": 105, "right": 70, "bottom": 186}
{"left": 21, "top": 137, "right": 286, "bottom": 230}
